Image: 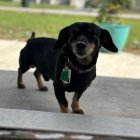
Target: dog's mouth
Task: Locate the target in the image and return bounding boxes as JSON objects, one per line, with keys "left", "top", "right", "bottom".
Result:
{"left": 75, "top": 50, "right": 87, "bottom": 58}
{"left": 71, "top": 41, "right": 95, "bottom": 58}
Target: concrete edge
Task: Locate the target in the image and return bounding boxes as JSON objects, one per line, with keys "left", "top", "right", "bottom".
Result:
{"left": 0, "top": 108, "right": 140, "bottom": 138}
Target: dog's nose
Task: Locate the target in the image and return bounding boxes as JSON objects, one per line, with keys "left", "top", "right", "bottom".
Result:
{"left": 76, "top": 42, "right": 87, "bottom": 50}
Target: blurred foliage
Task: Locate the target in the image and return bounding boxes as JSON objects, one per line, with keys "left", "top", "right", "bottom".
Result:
{"left": 85, "top": 0, "right": 99, "bottom": 8}
{"left": 85, "top": 0, "right": 134, "bottom": 9}
{"left": 97, "top": 0, "right": 134, "bottom": 23}
{"left": 0, "top": 11, "right": 140, "bottom": 52}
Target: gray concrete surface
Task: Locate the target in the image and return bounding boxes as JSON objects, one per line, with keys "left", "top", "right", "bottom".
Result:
{"left": 0, "top": 70, "right": 140, "bottom": 118}
{"left": 0, "top": 39, "right": 140, "bottom": 117}
{"left": 0, "top": 108, "right": 140, "bottom": 139}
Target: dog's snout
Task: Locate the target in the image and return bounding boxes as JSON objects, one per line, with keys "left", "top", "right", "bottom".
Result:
{"left": 76, "top": 42, "right": 87, "bottom": 50}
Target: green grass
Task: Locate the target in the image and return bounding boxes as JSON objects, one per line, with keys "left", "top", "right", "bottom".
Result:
{"left": 124, "top": 19, "right": 140, "bottom": 49}
{"left": 0, "top": 11, "right": 93, "bottom": 39}
{"left": 0, "top": 1, "right": 20, "bottom": 7}
{"left": 0, "top": 10, "right": 140, "bottom": 51}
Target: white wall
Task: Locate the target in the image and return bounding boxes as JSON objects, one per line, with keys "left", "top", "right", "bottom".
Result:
{"left": 50, "top": 0, "right": 69, "bottom": 4}
{"left": 70, "top": 0, "right": 87, "bottom": 8}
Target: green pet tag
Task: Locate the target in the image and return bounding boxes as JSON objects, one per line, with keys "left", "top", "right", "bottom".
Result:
{"left": 60, "top": 66, "right": 71, "bottom": 84}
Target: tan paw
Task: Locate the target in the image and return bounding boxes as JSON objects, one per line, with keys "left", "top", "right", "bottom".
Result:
{"left": 18, "top": 84, "right": 26, "bottom": 89}
{"left": 39, "top": 86, "right": 48, "bottom": 91}
{"left": 73, "top": 109, "right": 84, "bottom": 114}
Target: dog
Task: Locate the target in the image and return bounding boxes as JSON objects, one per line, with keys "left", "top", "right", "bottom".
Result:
{"left": 17, "top": 22, "right": 118, "bottom": 114}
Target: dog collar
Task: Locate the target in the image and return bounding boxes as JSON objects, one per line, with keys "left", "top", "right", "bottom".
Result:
{"left": 61, "top": 48, "right": 95, "bottom": 74}
{"left": 65, "top": 57, "right": 95, "bottom": 74}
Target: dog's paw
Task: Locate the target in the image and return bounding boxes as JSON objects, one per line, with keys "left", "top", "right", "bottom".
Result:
{"left": 39, "top": 86, "right": 48, "bottom": 91}
{"left": 18, "top": 84, "right": 26, "bottom": 89}
{"left": 73, "top": 109, "right": 84, "bottom": 114}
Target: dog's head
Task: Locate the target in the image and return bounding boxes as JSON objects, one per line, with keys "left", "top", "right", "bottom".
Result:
{"left": 54, "top": 22, "right": 118, "bottom": 58}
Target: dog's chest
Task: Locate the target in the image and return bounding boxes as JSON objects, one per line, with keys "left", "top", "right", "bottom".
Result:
{"left": 61, "top": 70, "right": 96, "bottom": 93}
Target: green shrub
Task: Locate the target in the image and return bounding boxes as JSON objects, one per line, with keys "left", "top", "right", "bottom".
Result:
{"left": 97, "top": 0, "right": 133, "bottom": 23}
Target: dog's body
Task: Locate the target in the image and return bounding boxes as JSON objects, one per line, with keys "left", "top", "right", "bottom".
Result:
{"left": 18, "top": 22, "right": 118, "bottom": 114}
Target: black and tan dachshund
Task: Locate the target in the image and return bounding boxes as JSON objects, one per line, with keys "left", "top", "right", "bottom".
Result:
{"left": 17, "top": 22, "right": 118, "bottom": 114}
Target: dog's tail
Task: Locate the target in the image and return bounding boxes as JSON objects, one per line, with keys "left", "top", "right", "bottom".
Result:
{"left": 31, "top": 32, "right": 35, "bottom": 39}
{"left": 27, "top": 32, "right": 35, "bottom": 43}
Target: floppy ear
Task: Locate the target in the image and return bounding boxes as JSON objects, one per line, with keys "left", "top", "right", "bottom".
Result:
{"left": 54, "top": 26, "right": 70, "bottom": 50}
{"left": 101, "top": 29, "right": 118, "bottom": 52}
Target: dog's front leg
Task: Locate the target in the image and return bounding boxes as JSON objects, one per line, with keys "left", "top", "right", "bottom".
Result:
{"left": 71, "top": 92, "right": 84, "bottom": 114}
{"left": 53, "top": 82, "right": 69, "bottom": 113}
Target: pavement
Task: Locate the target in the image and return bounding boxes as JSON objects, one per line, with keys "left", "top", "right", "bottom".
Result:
{"left": 0, "top": 39, "right": 140, "bottom": 116}
{"left": 0, "top": 6, "right": 140, "bottom": 19}
{"left": 0, "top": 108, "right": 140, "bottom": 139}
{"left": 0, "top": 39, "right": 139, "bottom": 79}
{"left": 0, "top": 69, "right": 140, "bottom": 118}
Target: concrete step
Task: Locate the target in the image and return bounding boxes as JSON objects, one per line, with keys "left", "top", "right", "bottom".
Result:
{"left": 0, "top": 70, "right": 140, "bottom": 139}
{"left": 0, "top": 70, "right": 140, "bottom": 117}
{"left": 0, "top": 108, "right": 140, "bottom": 139}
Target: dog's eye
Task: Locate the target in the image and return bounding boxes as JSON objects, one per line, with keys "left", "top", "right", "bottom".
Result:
{"left": 70, "top": 32, "right": 75, "bottom": 38}
{"left": 70, "top": 31, "right": 78, "bottom": 38}
{"left": 93, "top": 36, "right": 98, "bottom": 44}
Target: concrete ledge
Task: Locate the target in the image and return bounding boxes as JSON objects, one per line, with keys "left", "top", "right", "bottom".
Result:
{"left": 0, "top": 70, "right": 140, "bottom": 118}
{"left": 0, "top": 70, "right": 140, "bottom": 139}
{"left": 0, "top": 108, "right": 140, "bottom": 139}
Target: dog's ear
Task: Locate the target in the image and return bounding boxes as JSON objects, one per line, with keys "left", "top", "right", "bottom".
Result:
{"left": 101, "top": 29, "right": 118, "bottom": 52}
{"left": 54, "top": 26, "right": 70, "bottom": 50}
